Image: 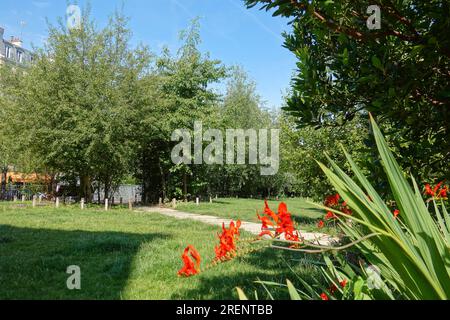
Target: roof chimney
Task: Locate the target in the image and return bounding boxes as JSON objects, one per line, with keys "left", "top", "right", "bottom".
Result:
{"left": 0, "top": 27, "right": 4, "bottom": 40}
{"left": 10, "top": 36, "right": 22, "bottom": 48}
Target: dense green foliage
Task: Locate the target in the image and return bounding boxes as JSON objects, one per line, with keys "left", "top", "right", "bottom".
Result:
{"left": 250, "top": 116, "right": 450, "bottom": 300}
{"left": 3, "top": 8, "right": 360, "bottom": 203}
{"left": 0, "top": 10, "right": 305, "bottom": 202}
{"left": 135, "top": 18, "right": 227, "bottom": 202}
{"left": 245, "top": 0, "right": 450, "bottom": 183}
{"left": 316, "top": 116, "right": 450, "bottom": 299}
{"left": 2, "top": 2, "right": 447, "bottom": 204}
{"left": 1, "top": 10, "right": 150, "bottom": 200}
{"left": 279, "top": 113, "right": 369, "bottom": 199}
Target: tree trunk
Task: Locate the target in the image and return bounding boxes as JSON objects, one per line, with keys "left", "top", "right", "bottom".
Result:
{"left": 1, "top": 166, "right": 8, "bottom": 200}
{"left": 158, "top": 159, "right": 166, "bottom": 201}
{"left": 104, "top": 177, "right": 110, "bottom": 202}
{"left": 183, "top": 171, "right": 188, "bottom": 202}
{"left": 80, "top": 175, "right": 92, "bottom": 203}
{"left": 97, "top": 184, "right": 101, "bottom": 204}
{"left": 49, "top": 174, "right": 56, "bottom": 195}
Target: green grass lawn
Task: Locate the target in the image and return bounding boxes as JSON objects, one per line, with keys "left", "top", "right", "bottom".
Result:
{"left": 177, "top": 198, "right": 329, "bottom": 232}
{"left": 0, "top": 203, "right": 324, "bottom": 300}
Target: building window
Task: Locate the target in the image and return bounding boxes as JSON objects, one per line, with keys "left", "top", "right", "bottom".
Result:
{"left": 5, "top": 46, "right": 12, "bottom": 59}
{"left": 17, "top": 50, "right": 23, "bottom": 63}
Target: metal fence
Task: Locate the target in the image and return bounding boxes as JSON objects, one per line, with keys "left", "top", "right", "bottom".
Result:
{"left": 0, "top": 188, "right": 23, "bottom": 201}
{"left": 94, "top": 185, "right": 142, "bottom": 204}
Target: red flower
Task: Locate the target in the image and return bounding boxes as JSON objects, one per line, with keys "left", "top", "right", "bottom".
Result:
{"left": 277, "top": 202, "right": 300, "bottom": 242}
{"left": 178, "top": 245, "right": 201, "bottom": 277}
{"left": 324, "top": 194, "right": 340, "bottom": 208}
{"left": 257, "top": 201, "right": 301, "bottom": 244}
{"left": 263, "top": 200, "right": 279, "bottom": 224}
{"left": 341, "top": 206, "right": 353, "bottom": 215}
{"left": 259, "top": 230, "right": 274, "bottom": 238}
{"left": 424, "top": 181, "right": 447, "bottom": 199}
{"left": 325, "top": 211, "right": 337, "bottom": 220}
{"left": 439, "top": 186, "right": 448, "bottom": 198}
{"left": 285, "top": 230, "right": 300, "bottom": 242}
{"left": 425, "top": 184, "right": 434, "bottom": 197}
{"left": 229, "top": 220, "right": 241, "bottom": 237}
{"left": 317, "top": 220, "right": 325, "bottom": 229}
{"left": 277, "top": 203, "right": 294, "bottom": 233}
{"left": 434, "top": 182, "right": 443, "bottom": 195}
{"left": 257, "top": 213, "right": 274, "bottom": 229}
{"left": 214, "top": 220, "right": 241, "bottom": 261}
{"left": 333, "top": 200, "right": 353, "bottom": 215}
{"left": 393, "top": 209, "right": 400, "bottom": 219}
{"left": 328, "top": 279, "right": 347, "bottom": 296}
{"left": 320, "top": 293, "right": 329, "bottom": 301}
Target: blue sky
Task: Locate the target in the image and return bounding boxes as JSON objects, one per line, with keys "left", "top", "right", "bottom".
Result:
{"left": 0, "top": 0, "right": 296, "bottom": 108}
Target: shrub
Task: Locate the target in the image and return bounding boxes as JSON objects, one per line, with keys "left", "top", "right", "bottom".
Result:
{"left": 238, "top": 115, "right": 450, "bottom": 300}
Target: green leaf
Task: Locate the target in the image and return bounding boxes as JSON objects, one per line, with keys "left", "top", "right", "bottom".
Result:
{"left": 314, "top": 115, "right": 450, "bottom": 299}
{"left": 342, "top": 48, "right": 349, "bottom": 65}
{"left": 286, "top": 280, "right": 302, "bottom": 300}
{"left": 371, "top": 56, "right": 384, "bottom": 72}
{"left": 236, "top": 287, "right": 249, "bottom": 300}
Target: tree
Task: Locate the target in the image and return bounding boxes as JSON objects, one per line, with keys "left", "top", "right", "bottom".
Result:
{"left": 278, "top": 111, "right": 369, "bottom": 199}
{"left": 0, "top": 64, "right": 46, "bottom": 198}
{"left": 0, "top": 80, "right": 15, "bottom": 198}
{"left": 213, "top": 66, "right": 271, "bottom": 197}
{"left": 136, "top": 19, "right": 226, "bottom": 203}
{"left": 5, "top": 8, "right": 150, "bottom": 201}
{"left": 245, "top": 0, "right": 450, "bottom": 182}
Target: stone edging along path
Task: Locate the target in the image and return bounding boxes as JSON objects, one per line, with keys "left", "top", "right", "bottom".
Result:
{"left": 137, "top": 207, "right": 338, "bottom": 246}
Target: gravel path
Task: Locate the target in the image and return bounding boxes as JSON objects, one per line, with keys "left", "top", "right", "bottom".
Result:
{"left": 138, "top": 206, "right": 338, "bottom": 246}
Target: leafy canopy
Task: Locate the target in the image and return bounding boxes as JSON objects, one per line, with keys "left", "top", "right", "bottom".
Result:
{"left": 244, "top": 0, "right": 450, "bottom": 181}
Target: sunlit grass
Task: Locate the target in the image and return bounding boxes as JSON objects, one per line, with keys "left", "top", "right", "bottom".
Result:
{"left": 177, "top": 197, "right": 331, "bottom": 233}
{"left": 0, "top": 204, "right": 324, "bottom": 300}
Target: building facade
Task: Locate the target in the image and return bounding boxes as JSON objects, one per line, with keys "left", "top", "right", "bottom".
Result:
{"left": 0, "top": 27, "right": 33, "bottom": 65}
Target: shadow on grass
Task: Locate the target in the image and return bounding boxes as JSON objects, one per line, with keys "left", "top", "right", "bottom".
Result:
{"left": 292, "top": 214, "right": 321, "bottom": 226}
{"left": 0, "top": 225, "right": 170, "bottom": 300}
{"left": 208, "top": 200, "right": 232, "bottom": 205}
{"left": 171, "top": 247, "right": 323, "bottom": 300}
